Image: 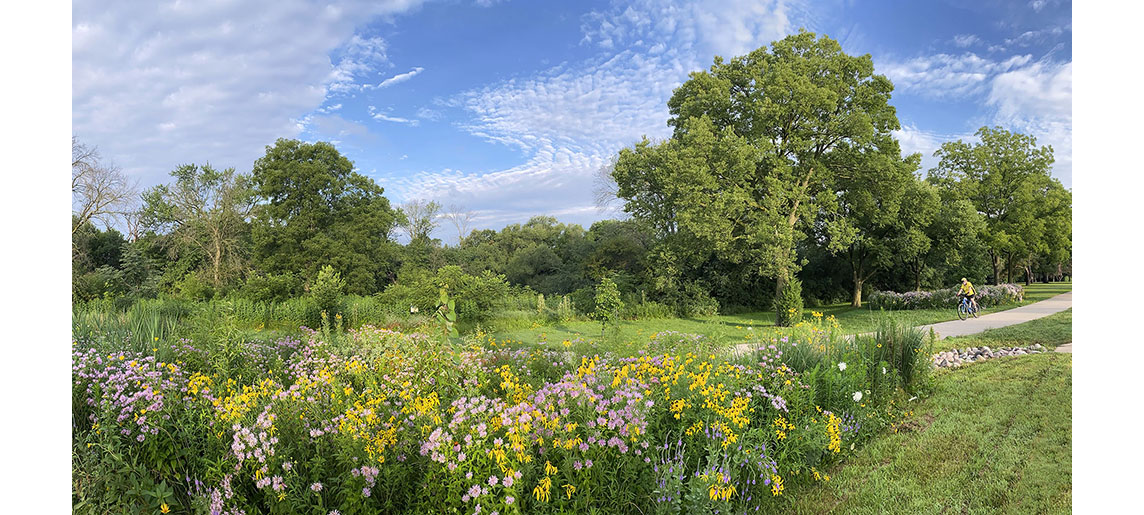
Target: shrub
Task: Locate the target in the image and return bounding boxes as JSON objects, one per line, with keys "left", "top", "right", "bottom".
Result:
{"left": 867, "top": 283, "right": 1024, "bottom": 310}
{"left": 310, "top": 265, "right": 345, "bottom": 318}
{"left": 239, "top": 272, "right": 302, "bottom": 303}
{"left": 774, "top": 278, "right": 804, "bottom": 327}
{"left": 173, "top": 271, "right": 215, "bottom": 301}
{"left": 593, "top": 275, "right": 624, "bottom": 336}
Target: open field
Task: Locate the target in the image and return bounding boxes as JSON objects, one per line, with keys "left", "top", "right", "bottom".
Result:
{"left": 490, "top": 282, "right": 1072, "bottom": 345}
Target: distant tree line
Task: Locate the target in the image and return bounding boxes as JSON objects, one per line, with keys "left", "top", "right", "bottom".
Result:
{"left": 72, "top": 31, "right": 1070, "bottom": 324}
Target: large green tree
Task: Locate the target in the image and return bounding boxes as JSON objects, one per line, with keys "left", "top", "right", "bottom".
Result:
{"left": 820, "top": 148, "right": 923, "bottom": 306}
{"left": 894, "top": 179, "right": 941, "bottom": 292}
{"left": 613, "top": 31, "right": 901, "bottom": 314}
{"left": 929, "top": 126, "right": 1059, "bottom": 284}
{"left": 141, "top": 164, "right": 255, "bottom": 292}
{"left": 251, "top": 139, "right": 402, "bottom": 295}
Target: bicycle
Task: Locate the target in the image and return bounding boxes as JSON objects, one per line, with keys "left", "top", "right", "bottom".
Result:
{"left": 957, "top": 294, "right": 979, "bottom": 320}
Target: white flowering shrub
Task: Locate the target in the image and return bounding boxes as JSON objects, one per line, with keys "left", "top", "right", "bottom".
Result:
{"left": 867, "top": 284, "right": 1024, "bottom": 310}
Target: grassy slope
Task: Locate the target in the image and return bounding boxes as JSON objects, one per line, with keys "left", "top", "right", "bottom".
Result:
{"left": 778, "top": 354, "right": 1072, "bottom": 515}
{"left": 489, "top": 282, "right": 1072, "bottom": 344}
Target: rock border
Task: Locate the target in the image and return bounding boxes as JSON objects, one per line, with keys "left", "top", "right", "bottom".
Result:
{"left": 932, "top": 344, "right": 1047, "bottom": 369}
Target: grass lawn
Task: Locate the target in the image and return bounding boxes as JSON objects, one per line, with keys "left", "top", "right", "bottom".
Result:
{"left": 489, "top": 282, "right": 1072, "bottom": 345}
{"left": 777, "top": 353, "right": 1072, "bottom": 514}
{"left": 934, "top": 308, "right": 1072, "bottom": 353}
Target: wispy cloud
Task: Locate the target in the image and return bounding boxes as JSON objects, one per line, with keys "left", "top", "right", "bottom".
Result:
{"left": 388, "top": 0, "right": 806, "bottom": 230}
{"left": 880, "top": 53, "right": 1032, "bottom": 99}
{"left": 377, "top": 67, "right": 425, "bottom": 88}
{"left": 73, "top": 0, "right": 429, "bottom": 185}
{"left": 368, "top": 105, "right": 420, "bottom": 125}
{"left": 987, "top": 59, "right": 1072, "bottom": 185}
{"left": 952, "top": 34, "right": 980, "bottom": 48}
{"left": 890, "top": 54, "right": 1072, "bottom": 186}
{"left": 579, "top": 0, "right": 808, "bottom": 60}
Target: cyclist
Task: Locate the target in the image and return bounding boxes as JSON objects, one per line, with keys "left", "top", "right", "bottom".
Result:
{"left": 958, "top": 277, "right": 978, "bottom": 314}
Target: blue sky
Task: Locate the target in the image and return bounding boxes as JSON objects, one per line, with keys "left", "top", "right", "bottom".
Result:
{"left": 72, "top": 0, "right": 1072, "bottom": 242}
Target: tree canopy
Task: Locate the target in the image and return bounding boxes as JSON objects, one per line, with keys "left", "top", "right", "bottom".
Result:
{"left": 614, "top": 30, "right": 903, "bottom": 314}
{"left": 251, "top": 139, "right": 402, "bottom": 295}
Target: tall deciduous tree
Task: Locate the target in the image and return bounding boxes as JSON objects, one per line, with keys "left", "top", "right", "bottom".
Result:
{"left": 443, "top": 204, "right": 475, "bottom": 246}
{"left": 929, "top": 126, "right": 1057, "bottom": 284}
{"left": 72, "top": 137, "right": 137, "bottom": 234}
{"left": 894, "top": 179, "right": 941, "bottom": 291}
{"left": 399, "top": 199, "right": 442, "bottom": 244}
{"left": 821, "top": 147, "right": 922, "bottom": 306}
{"left": 141, "top": 164, "right": 255, "bottom": 292}
{"left": 251, "top": 139, "right": 401, "bottom": 295}
{"left": 613, "top": 31, "right": 901, "bottom": 314}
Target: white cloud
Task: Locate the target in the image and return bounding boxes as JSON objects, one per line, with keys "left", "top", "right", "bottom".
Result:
{"left": 987, "top": 60, "right": 1072, "bottom": 185}
{"left": 952, "top": 34, "right": 980, "bottom": 48}
{"left": 1003, "top": 26, "right": 1067, "bottom": 47}
{"left": 891, "top": 57, "right": 1072, "bottom": 186}
{"left": 880, "top": 52, "right": 1032, "bottom": 99}
{"left": 580, "top": 0, "right": 807, "bottom": 59}
{"left": 389, "top": 0, "right": 805, "bottom": 229}
{"left": 72, "top": 0, "right": 428, "bottom": 186}
{"left": 368, "top": 105, "right": 420, "bottom": 125}
{"left": 893, "top": 124, "right": 979, "bottom": 174}
{"left": 377, "top": 67, "right": 425, "bottom": 88}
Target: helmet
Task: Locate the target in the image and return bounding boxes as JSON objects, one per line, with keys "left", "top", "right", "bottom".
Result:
{"left": 960, "top": 277, "right": 967, "bottom": 282}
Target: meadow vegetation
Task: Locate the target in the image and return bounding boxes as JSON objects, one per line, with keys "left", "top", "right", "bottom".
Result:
{"left": 71, "top": 30, "right": 1073, "bottom": 513}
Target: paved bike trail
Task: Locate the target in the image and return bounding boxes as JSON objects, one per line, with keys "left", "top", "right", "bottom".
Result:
{"left": 917, "top": 292, "right": 1072, "bottom": 339}
{"left": 731, "top": 292, "right": 1072, "bottom": 356}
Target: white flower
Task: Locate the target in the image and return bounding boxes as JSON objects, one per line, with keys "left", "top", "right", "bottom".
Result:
{"left": 882, "top": 367, "right": 887, "bottom": 375}
{"left": 852, "top": 391, "right": 863, "bottom": 402}
{"left": 838, "top": 362, "right": 847, "bottom": 372}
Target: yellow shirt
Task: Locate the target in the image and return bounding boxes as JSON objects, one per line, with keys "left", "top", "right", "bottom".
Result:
{"left": 959, "top": 282, "right": 975, "bottom": 295}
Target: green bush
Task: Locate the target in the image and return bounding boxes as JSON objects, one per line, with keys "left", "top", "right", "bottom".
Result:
{"left": 774, "top": 278, "right": 804, "bottom": 327}
{"left": 239, "top": 272, "right": 302, "bottom": 303}
{"left": 173, "top": 271, "right": 214, "bottom": 301}
{"left": 310, "top": 265, "right": 345, "bottom": 318}
{"left": 379, "top": 266, "right": 516, "bottom": 324}
{"left": 592, "top": 275, "right": 624, "bottom": 336}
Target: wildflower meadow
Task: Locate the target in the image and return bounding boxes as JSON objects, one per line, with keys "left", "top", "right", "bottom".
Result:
{"left": 73, "top": 314, "right": 931, "bottom": 514}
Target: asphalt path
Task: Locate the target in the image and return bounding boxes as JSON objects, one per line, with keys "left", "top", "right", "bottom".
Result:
{"left": 731, "top": 292, "right": 1072, "bottom": 356}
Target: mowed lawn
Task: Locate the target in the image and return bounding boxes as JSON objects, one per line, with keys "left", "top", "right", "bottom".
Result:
{"left": 775, "top": 353, "right": 1072, "bottom": 514}
{"left": 934, "top": 308, "right": 1072, "bottom": 353}
{"left": 490, "top": 282, "right": 1072, "bottom": 344}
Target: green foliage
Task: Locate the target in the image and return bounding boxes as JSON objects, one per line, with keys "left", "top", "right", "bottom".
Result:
{"left": 435, "top": 287, "right": 458, "bottom": 339}
{"left": 141, "top": 163, "right": 255, "bottom": 292}
{"left": 250, "top": 139, "right": 401, "bottom": 295}
{"left": 238, "top": 271, "right": 302, "bottom": 303}
{"left": 172, "top": 270, "right": 214, "bottom": 301}
{"left": 774, "top": 278, "right": 804, "bottom": 327}
{"left": 592, "top": 275, "right": 624, "bottom": 336}
{"left": 929, "top": 126, "right": 1069, "bottom": 284}
{"left": 614, "top": 31, "right": 902, "bottom": 321}
{"left": 310, "top": 265, "right": 345, "bottom": 318}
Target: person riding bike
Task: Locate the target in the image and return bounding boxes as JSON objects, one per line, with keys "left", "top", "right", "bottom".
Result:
{"left": 958, "top": 278, "right": 979, "bottom": 314}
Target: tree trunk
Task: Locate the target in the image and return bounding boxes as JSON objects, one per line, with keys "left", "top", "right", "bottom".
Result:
{"left": 850, "top": 248, "right": 866, "bottom": 308}
{"left": 989, "top": 250, "right": 1000, "bottom": 285}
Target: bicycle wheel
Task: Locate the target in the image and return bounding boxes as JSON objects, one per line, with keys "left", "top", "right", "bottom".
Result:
{"left": 957, "top": 302, "right": 968, "bottom": 320}
{"left": 971, "top": 304, "right": 979, "bottom": 318}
